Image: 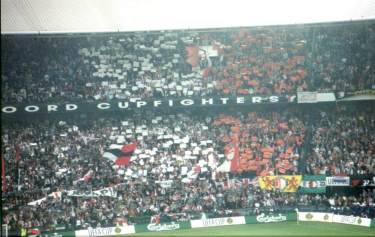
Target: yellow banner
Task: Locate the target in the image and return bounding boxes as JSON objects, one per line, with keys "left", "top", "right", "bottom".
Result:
{"left": 258, "top": 175, "right": 302, "bottom": 192}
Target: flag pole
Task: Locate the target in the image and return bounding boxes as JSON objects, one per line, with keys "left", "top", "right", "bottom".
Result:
{"left": 1, "top": 157, "right": 6, "bottom": 193}
{"left": 18, "top": 168, "right": 21, "bottom": 191}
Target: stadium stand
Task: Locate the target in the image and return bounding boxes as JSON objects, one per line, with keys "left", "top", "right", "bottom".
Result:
{"left": 2, "top": 21, "right": 374, "bottom": 103}
{"left": 2, "top": 20, "right": 375, "bottom": 234}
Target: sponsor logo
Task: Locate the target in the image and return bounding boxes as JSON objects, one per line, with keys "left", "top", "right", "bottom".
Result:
{"left": 114, "top": 227, "right": 122, "bottom": 234}
{"left": 333, "top": 214, "right": 371, "bottom": 227}
{"left": 147, "top": 222, "right": 180, "bottom": 232}
{"left": 324, "top": 214, "right": 329, "bottom": 221}
{"left": 303, "top": 180, "right": 326, "bottom": 188}
{"left": 326, "top": 177, "right": 350, "bottom": 186}
{"left": 191, "top": 216, "right": 245, "bottom": 228}
{"left": 256, "top": 214, "right": 287, "bottom": 223}
{"left": 202, "top": 218, "right": 226, "bottom": 227}
{"left": 306, "top": 213, "right": 313, "bottom": 220}
{"left": 339, "top": 215, "right": 357, "bottom": 224}
{"left": 87, "top": 227, "right": 113, "bottom": 237}
{"left": 308, "top": 180, "right": 317, "bottom": 188}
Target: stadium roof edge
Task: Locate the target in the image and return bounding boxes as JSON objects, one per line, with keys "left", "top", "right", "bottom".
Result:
{"left": 1, "top": 19, "right": 375, "bottom": 37}
{"left": 2, "top": 0, "right": 375, "bottom": 35}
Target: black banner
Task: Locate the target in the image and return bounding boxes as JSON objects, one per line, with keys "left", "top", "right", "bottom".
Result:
{"left": 349, "top": 175, "right": 375, "bottom": 187}
{"left": 2, "top": 95, "right": 296, "bottom": 117}
{"left": 336, "top": 89, "right": 375, "bottom": 99}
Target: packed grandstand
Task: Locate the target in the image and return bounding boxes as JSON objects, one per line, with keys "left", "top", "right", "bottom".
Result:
{"left": 1, "top": 20, "right": 375, "bottom": 236}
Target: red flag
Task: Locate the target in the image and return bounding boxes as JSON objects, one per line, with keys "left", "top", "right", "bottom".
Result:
{"left": 15, "top": 145, "right": 21, "bottom": 163}
{"left": 115, "top": 157, "right": 131, "bottom": 166}
{"left": 121, "top": 143, "right": 137, "bottom": 154}
{"left": 104, "top": 142, "right": 137, "bottom": 167}
{"left": 230, "top": 135, "right": 240, "bottom": 172}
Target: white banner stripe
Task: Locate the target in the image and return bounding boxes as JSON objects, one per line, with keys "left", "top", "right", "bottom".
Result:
{"left": 109, "top": 144, "right": 124, "bottom": 150}
{"left": 103, "top": 152, "right": 117, "bottom": 162}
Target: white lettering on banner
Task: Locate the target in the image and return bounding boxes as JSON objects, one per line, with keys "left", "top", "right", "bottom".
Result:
{"left": 191, "top": 216, "right": 245, "bottom": 228}
{"left": 136, "top": 101, "right": 147, "bottom": 108}
{"left": 118, "top": 101, "right": 129, "bottom": 109}
{"left": 153, "top": 100, "right": 162, "bottom": 107}
{"left": 47, "top": 105, "right": 58, "bottom": 111}
{"left": 65, "top": 187, "right": 117, "bottom": 198}
{"left": 2, "top": 96, "right": 288, "bottom": 116}
{"left": 147, "top": 222, "right": 180, "bottom": 231}
{"left": 326, "top": 176, "right": 350, "bottom": 186}
{"left": 75, "top": 226, "right": 135, "bottom": 237}
{"left": 252, "top": 97, "right": 262, "bottom": 103}
{"left": 97, "top": 103, "right": 110, "bottom": 110}
{"left": 298, "top": 212, "right": 371, "bottom": 227}
{"left": 202, "top": 218, "right": 225, "bottom": 226}
{"left": 236, "top": 97, "right": 245, "bottom": 104}
{"left": 340, "top": 215, "right": 356, "bottom": 224}
{"left": 270, "top": 96, "right": 279, "bottom": 103}
{"left": 332, "top": 214, "right": 371, "bottom": 227}
{"left": 25, "top": 105, "right": 39, "bottom": 112}
{"left": 66, "top": 104, "right": 78, "bottom": 111}
{"left": 220, "top": 98, "right": 229, "bottom": 104}
{"left": 88, "top": 227, "right": 112, "bottom": 237}
{"left": 2, "top": 106, "right": 17, "bottom": 113}
{"left": 181, "top": 99, "right": 194, "bottom": 106}
{"left": 202, "top": 98, "right": 213, "bottom": 105}
{"left": 256, "top": 213, "right": 287, "bottom": 223}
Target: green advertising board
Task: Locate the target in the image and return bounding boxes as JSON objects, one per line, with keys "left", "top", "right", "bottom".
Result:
{"left": 39, "top": 230, "right": 76, "bottom": 237}
{"left": 246, "top": 212, "right": 296, "bottom": 224}
{"left": 135, "top": 221, "right": 191, "bottom": 233}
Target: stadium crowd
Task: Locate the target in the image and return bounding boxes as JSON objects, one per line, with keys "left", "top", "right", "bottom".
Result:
{"left": 2, "top": 105, "right": 375, "bottom": 231}
{"left": 2, "top": 21, "right": 375, "bottom": 104}
{"left": 305, "top": 106, "right": 375, "bottom": 175}
{"left": 2, "top": 20, "right": 375, "bottom": 234}
{"left": 2, "top": 109, "right": 306, "bottom": 195}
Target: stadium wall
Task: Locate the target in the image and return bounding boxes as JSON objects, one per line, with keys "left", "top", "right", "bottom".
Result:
{"left": 298, "top": 212, "right": 373, "bottom": 227}
{"left": 30, "top": 212, "right": 375, "bottom": 236}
